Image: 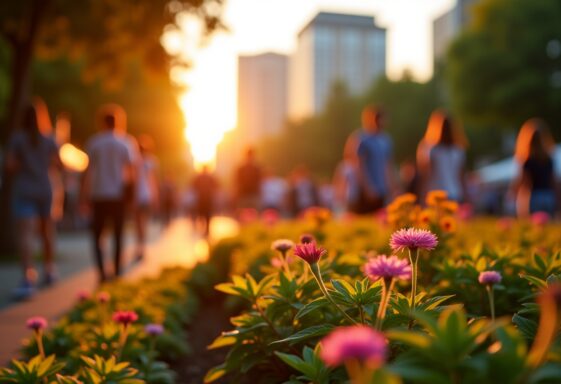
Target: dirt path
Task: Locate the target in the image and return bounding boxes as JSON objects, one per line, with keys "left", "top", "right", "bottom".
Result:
{"left": 174, "top": 296, "right": 231, "bottom": 384}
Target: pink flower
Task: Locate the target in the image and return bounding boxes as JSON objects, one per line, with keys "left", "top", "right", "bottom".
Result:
{"left": 97, "top": 291, "right": 110, "bottom": 304}
{"left": 26, "top": 316, "right": 47, "bottom": 331}
{"left": 531, "top": 211, "right": 550, "bottom": 226}
{"left": 497, "top": 217, "right": 514, "bottom": 231}
{"left": 77, "top": 290, "right": 91, "bottom": 302}
{"left": 112, "top": 310, "right": 139, "bottom": 326}
{"left": 299, "top": 234, "right": 315, "bottom": 244}
{"left": 390, "top": 228, "right": 438, "bottom": 252}
{"left": 262, "top": 209, "right": 280, "bottom": 225}
{"left": 458, "top": 203, "right": 473, "bottom": 220}
{"left": 365, "top": 255, "right": 411, "bottom": 282}
{"left": 294, "top": 242, "right": 326, "bottom": 264}
{"left": 320, "top": 326, "right": 387, "bottom": 367}
{"left": 238, "top": 208, "right": 259, "bottom": 224}
{"left": 478, "top": 271, "right": 502, "bottom": 285}
{"left": 144, "top": 323, "right": 164, "bottom": 336}
{"left": 271, "top": 239, "right": 294, "bottom": 254}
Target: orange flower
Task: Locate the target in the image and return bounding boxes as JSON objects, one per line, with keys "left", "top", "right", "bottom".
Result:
{"left": 426, "top": 190, "right": 448, "bottom": 206}
{"left": 439, "top": 216, "right": 457, "bottom": 233}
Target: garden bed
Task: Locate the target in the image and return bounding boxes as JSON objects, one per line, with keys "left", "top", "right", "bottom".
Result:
{"left": 3, "top": 193, "right": 561, "bottom": 383}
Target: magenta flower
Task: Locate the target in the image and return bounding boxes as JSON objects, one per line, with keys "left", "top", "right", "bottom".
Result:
{"left": 26, "top": 316, "right": 47, "bottom": 331}
{"left": 300, "top": 234, "right": 315, "bottom": 244}
{"left": 112, "top": 310, "right": 139, "bottom": 326}
{"left": 97, "top": 291, "right": 110, "bottom": 303}
{"left": 294, "top": 242, "right": 326, "bottom": 264}
{"left": 144, "top": 323, "right": 164, "bottom": 336}
{"left": 390, "top": 228, "right": 438, "bottom": 252}
{"left": 478, "top": 271, "right": 502, "bottom": 286}
{"left": 320, "top": 326, "right": 387, "bottom": 367}
{"left": 271, "top": 239, "right": 294, "bottom": 254}
{"left": 531, "top": 211, "right": 550, "bottom": 226}
{"left": 77, "top": 290, "right": 91, "bottom": 302}
{"left": 365, "top": 255, "right": 411, "bottom": 282}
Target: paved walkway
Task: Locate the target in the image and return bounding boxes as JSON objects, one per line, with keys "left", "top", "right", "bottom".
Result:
{"left": 0, "top": 217, "right": 238, "bottom": 365}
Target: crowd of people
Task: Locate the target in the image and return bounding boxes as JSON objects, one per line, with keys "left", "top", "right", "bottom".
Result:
{"left": 4, "top": 101, "right": 559, "bottom": 300}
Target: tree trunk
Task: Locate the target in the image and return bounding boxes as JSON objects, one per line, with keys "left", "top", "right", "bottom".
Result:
{"left": 0, "top": 0, "right": 50, "bottom": 255}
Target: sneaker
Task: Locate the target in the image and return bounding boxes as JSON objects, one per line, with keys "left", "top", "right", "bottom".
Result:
{"left": 12, "top": 280, "right": 36, "bottom": 301}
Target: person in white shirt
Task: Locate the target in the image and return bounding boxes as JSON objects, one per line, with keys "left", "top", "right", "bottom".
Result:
{"left": 80, "top": 107, "right": 133, "bottom": 282}
{"left": 419, "top": 110, "right": 468, "bottom": 202}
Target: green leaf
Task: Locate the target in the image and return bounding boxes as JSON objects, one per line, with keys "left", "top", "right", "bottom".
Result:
{"left": 512, "top": 314, "right": 538, "bottom": 340}
{"left": 295, "top": 297, "right": 329, "bottom": 320}
{"left": 386, "top": 330, "right": 431, "bottom": 348}
{"left": 271, "top": 324, "right": 335, "bottom": 345}
{"left": 275, "top": 352, "right": 316, "bottom": 378}
{"left": 521, "top": 275, "right": 548, "bottom": 289}
{"left": 207, "top": 335, "right": 237, "bottom": 350}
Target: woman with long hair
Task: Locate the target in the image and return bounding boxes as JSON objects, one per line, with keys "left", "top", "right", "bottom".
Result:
{"left": 417, "top": 110, "right": 468, "bottom": 202}
{"left": 512, "top": 118, "right": 557, "bottom": 217}
{"left": 6, "top": 103, "right": 62, "bottom": 299}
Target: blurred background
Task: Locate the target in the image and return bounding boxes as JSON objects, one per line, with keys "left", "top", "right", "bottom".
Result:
{"left": 0, "top": 0, "right": 560, "bottom": 248}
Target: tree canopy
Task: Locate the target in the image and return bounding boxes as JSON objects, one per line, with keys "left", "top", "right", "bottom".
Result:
{"left": 447, "top": 0, "right": 561, "bottom": 133}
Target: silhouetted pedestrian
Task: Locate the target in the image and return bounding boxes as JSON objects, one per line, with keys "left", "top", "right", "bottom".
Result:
{"left": 6, "top": 104, "right": 62, "bottom": 299}
{"left": 192, "top": 165, "right": 219, "bottom": 236}
{"left": 81, "top": 106, "right": 134, "bottom": 282}
{"left": 512, "top": 118, "right": 557, "bottom": 217}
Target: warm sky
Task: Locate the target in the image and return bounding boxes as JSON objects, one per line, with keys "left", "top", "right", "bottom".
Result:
{"left": 163, "top": 0, "right": 455, "bottom": 166}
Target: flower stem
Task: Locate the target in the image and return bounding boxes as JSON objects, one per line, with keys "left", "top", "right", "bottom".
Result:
{"left": 117, "top": 324, "right": 129, "bottom": 361}
{"left": 280, "top": 251, "right": 292, "bottom": 279}
{"left": 375, "top": 278, "right": 395, "bottom": 330}
{"left": 309, "top": 263, "right": 358, "bottom": 325}
{"left": 408, "top": 249, "right": 419, "bottom": 312}
{"left": 35, "top": 331, "right": 45, "bottom": 359}
{"left": 486, "top": 285, "right": 495, "bottom": 321}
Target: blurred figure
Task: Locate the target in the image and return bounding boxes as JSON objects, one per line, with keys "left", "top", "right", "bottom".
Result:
{"left": 333, "top": 136, "right": 360, "bottom": 214}
{"left": 356, "top": 105, "right": 396, "bottom": 213}
{"left": 6, "top": 104, "right": 62, "bottom": 299}
{"left": 160, "top": 173, "right": 178, "bottom": 226}
{"left": 260, "top": 169, "right": 288, "bottom": 212}
{"left": 235, "top": 147, "right": 262, "bottom": 210}
{"left": 399, "top": 158, "right": 420, "bottom": 196}
{"left": 81, "top": 106, "right": 134, "bottom": 282}
{"left": 134, "top": 134, "right": 159, "bottom": 261}
{"left": 418, "top": 110, "right": 468, "bottom": 202}
{"left": 191, "top": 165, "right": 219, "bottom": 236}
{"left": 287, "top": 165, "right": 318, "bottom": 216}
{"left": 512, "top": 118, "right": 557, "bottom": 217}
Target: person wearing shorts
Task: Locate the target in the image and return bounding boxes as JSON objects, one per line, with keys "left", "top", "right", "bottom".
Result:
{"left": 6, "top": 104, "right": 62, "bottom": 299}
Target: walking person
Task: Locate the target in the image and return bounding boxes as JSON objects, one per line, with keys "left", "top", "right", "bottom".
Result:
{"left": 512, "top": 118, "right": 557, "bottom": 218}
{"left": 191, "top": 165, "right": 219, "bottom": 237}
{"left": 355, "top": 105, "right": 396, "bottom": 213}
{"left": 419, "top": 110, "right": 468, "bottom": 202}
{"left": 134, "top": 134, "right": 159, "bottom": 261}
{"left": 6, "top": 104, "right": 62, "bottom": 299}
{"left": 81, "top": 107, "right": 134, "bottom": 282}
{"left": 234, "top": 147, "right": 262, "bottom": 211}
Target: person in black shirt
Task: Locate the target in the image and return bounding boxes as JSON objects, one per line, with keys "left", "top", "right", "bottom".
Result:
{"left": 513, "top": 118, "right": 557, "bottom": 217}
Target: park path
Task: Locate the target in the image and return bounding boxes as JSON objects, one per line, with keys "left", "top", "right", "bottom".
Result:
{"left": 0, "top": 217, "right": 238, "bottom": 365}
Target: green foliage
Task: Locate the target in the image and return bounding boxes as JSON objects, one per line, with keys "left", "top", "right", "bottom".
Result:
{"left": 80, "top": 355, "right": 142, "bottom": 384}
{"left": 203, "top": 215, "right": 561, "bottom": 383}
{"left": 0, "top": 355, "right": 65, "bottom": 383}
{"left": 447, "top": 0, "right": 561, "bottom": 133}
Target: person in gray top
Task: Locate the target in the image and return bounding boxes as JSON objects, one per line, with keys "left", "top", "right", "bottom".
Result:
{"left": 6, "top": 104, "right": 62, "bottom": 299}
{"left": 81, "top": 106, "right": 133, "bottom": 282}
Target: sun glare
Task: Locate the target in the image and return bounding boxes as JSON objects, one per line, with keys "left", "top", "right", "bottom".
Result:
{"left": 175, "top": 33, "right": 236, "bottom": 171}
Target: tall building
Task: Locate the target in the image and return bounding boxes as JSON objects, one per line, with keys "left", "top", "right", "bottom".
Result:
{"left": 237, "top": 52, "right": 288, "bottom": 143}
{"left": 433, "top": 0, "right": 477, "bottom": 63}
{"left": 289, "top": 12, "right": 386, "bottom": 119}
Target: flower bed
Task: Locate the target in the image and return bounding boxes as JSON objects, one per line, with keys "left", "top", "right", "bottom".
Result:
{"left": 203, "top": 194, "right": 561, "bottom": 383}
{"left": 0, "top": 268, "right": 196, "bottom": 384}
